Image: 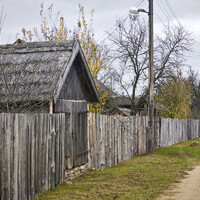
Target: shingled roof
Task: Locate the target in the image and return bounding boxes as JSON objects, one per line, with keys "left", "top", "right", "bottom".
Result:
{"left": 0, "top": 40, "right": 99, "bottom": 104}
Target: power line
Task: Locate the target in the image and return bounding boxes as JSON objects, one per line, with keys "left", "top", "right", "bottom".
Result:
{"left": 154, "top": 10, "right": 165, "bottom": 26}
{"left": 155, "top": 0, "right": 176, "bottom": 27}
{"left": 164, "top": 0, "right": 181, "bottom": 25}
{"left": 97, "top": 0, "right": 182, "bottom": 47}
{"left": 135, "top": 0, "right": 146, "bottom": 7}
{"left": 155, "top": 0, "right": 181, "bottom": 27}
{"left": 96, "top": 12, "right": 129, "bottom": 44}
{"left": 99, "top": 16, "right": 130, "bottom": 45}
{"left": 96, "top": 0, "right": 145, "bottom": 45}
{"left": 159, "top": 0, "right": 178, "bottom": 26}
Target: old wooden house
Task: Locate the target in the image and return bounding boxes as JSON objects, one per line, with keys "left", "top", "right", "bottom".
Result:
{"left": 0, "top": 40, "right": 100, "bottom": 113}
{"left": 0, "top": 40, "right": 100, "bottom": 169}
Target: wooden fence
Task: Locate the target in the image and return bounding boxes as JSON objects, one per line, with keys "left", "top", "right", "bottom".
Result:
{"left": 87, "top": 114, "right": 200, "bottom": 169}
{"left": 65, "top": 112, "right": 88, "bottom": 169}
{"left": 1, "top": 112, "right": 200, "bottom": 199}
{"left": 0, "top": 113, "right": 66, "bottom": 200}
{"left": 159, "top": 118, "right": 200, "bottom": 147}
{"left": 88, "top": 114, "right": 148, "bottom": 169}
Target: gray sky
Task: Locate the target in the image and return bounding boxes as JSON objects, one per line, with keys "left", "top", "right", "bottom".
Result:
{"left": 0, "top": 0, "right": 200, "bottom": 72}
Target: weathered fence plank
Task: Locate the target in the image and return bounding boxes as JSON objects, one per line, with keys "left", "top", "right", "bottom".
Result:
{"left": 114, "top": 116, "right": 118, "bottom": 165}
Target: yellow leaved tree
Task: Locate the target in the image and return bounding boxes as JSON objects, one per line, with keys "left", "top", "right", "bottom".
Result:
{"left": 17, "top": 3, "right": 108, "bottom": 113}
{"left": 155, "top": 72, "right": 192, "bottom": 119}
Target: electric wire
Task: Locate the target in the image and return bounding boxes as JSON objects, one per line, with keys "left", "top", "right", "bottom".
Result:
{"left": 164, "top": 0, "right": 181, "bottom": 25}
{"left": 154, "top": 10, "right": 165, "bottom": 26}
{"left": 159, "top": 0, "right": 174, "bottom": 22}
{"left": 96, "top": 13, "right": 129, "bottom": 45}
{"left": 96, "top": 0, "right": 181, "bottom": 46}
{"left": 159, "top": 0, "right": 178, "bottom": 26}
{"left": 155, "top": 0, "right": 176, "bottom": 27}
{"left": 96, "top": 0, "right": 145, "bottom": 45}
{"left": 155, "top": 0, "right": 182, "bottom": 27}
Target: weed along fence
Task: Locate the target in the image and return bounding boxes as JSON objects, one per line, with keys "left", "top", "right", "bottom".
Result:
{"left": 0, "top": 113, "right": 66, "bottom": 200}
{"left": 1, "top": 113, "right": 200, "bottom": 200}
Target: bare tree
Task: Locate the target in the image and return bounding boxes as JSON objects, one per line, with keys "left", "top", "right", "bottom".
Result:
{"left": 154, "top": 24, "right": 193, "bottom": 85}
{"left": 107, "top": 17, "right": 193, "bottom": 115}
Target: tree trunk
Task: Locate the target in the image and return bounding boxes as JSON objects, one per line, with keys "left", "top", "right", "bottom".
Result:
{"left": 130, "top": 95, "right": 137, "bottom": 116}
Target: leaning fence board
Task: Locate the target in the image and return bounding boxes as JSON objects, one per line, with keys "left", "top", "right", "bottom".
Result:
{"left": 117, "top": 115, "right": 122, "bottom": 163}
{"left": 132, "top": 116, "right": 137, "bottom": 156}
{"left": 114, "top": 116, "right": 118, "bottom": 165}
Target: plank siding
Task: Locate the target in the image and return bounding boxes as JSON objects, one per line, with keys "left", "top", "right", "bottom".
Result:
{"left": 58, "top": 59, "right": 96, "bottom": 102}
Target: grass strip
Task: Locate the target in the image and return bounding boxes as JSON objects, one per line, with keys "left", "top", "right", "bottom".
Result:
{"left": 36, "top": 138, "right": 200, "bottom": 200}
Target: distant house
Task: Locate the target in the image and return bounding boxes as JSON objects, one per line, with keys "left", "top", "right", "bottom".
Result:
{"left": 98, "top": 81, "right": 161, "bottom": 116}
{"left": 105, "top": 94, "right": 163, "bottom": 116}
{"left": 104, "top": 95, "right": 132, "bottom": 115}
{"left": 97, "top": 81, "right": 147, "bottom": 115}
{"left": 105, "top": 96, "right": 148, "bottom": 116}
{"left": 0, "top": 40, "right": 100, "bottom": 114}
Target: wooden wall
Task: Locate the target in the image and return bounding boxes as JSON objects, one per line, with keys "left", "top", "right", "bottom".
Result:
{"left": 55, "top": 99, "right": 88, "bottom": 114}
{"left": 59, "top": 57, "right": 97, "bottom": 102}
{"left": 0, "top": 113, "right": 66, "bottom": 200}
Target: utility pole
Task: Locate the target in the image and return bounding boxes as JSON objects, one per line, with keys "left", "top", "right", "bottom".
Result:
{"left": 147, "top": 0, "right": 154, "bottom": 153}
{"left": 129, "top": 0, "right": 154, "bottom": 153}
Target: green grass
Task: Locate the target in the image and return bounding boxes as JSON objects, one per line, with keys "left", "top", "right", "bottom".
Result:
{"left": 36, "top": 138, "right": 200, "bottom": 200}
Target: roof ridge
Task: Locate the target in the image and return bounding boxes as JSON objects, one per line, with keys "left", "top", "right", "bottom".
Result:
{"left": 0, "top": 40, "right": 76, "bottom": 54}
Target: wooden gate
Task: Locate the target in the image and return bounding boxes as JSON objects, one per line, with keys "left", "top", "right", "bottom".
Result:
{"left": 73, "top": 112, "right": 88, "bottom": 167}
{"left": 55, "top": 99, "right": 88, "bottom": 169}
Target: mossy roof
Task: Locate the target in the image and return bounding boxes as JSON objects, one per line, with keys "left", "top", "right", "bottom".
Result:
{"left": 0, "top": 40, "right": 99, "bottom": 103}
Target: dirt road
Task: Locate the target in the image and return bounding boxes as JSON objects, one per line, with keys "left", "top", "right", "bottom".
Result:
{"left": 157, "top": 165, "right": 200, "bottom": 200}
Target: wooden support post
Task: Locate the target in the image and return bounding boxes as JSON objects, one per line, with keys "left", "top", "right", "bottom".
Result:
{"left": 49, "top": 100, "right": 54, "bottom": 114}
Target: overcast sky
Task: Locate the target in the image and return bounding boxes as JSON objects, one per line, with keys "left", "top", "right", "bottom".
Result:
{"left": 0, "top": 0, "right": 200, "bottom": 72}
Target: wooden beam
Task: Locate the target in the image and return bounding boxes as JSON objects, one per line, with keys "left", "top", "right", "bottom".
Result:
{"left": 49, "top": 100, "right": 53, "bottom": 114}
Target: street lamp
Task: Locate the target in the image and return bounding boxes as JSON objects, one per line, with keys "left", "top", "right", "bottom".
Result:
{"left": 130, "top": 0, "right": 154, "bottom": 154}
{"left": 129, "top": 7, "right": 148, "bottom": 14}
